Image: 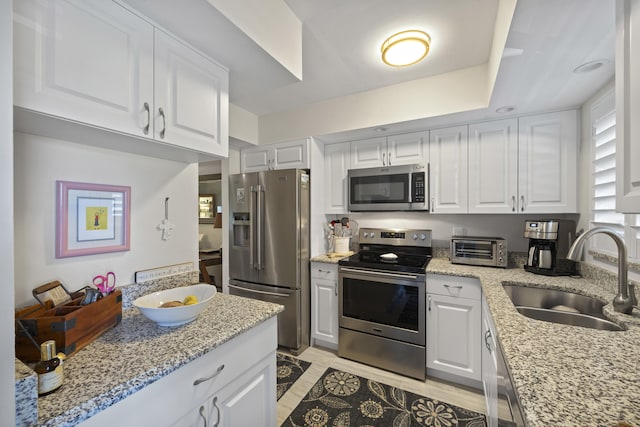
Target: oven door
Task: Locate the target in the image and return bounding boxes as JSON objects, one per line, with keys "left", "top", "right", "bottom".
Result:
{"left": 339, "top": 266, "right": 425, "bottom": 345}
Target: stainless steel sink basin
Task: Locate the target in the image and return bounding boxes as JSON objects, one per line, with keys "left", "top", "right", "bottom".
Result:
{"left": 503, "top": 284, "right": 625, "bottom": 331}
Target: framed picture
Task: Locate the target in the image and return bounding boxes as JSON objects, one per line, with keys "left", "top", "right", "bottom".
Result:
{"left": 198, "top": 194, "right": 215, "bottom": 224}
{"left": 56, "top": 181, "right": 131, "bottom": 258}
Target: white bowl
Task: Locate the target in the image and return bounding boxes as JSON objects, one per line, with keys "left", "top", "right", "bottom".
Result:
{"left": 133, "top": 284, "right": 217, "bottom": 327}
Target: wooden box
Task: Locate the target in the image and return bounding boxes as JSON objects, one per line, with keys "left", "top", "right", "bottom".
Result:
{"left": 15, "top": 289, "right": 122, "bottom": 362}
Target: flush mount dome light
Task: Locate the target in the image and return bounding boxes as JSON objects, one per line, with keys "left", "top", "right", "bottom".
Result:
{"left": 381, "top": 30, "right": 431, "bottom": 67}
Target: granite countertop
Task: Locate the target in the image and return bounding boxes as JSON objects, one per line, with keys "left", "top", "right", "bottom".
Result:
{"left": 426, "top": 258, "right": 640, "bottom": 427}
{"left": 34, "top": 292, "right": 283, "bottom": 427}
{"left": 310, "top": 252, "right": 353, "bottom": 264}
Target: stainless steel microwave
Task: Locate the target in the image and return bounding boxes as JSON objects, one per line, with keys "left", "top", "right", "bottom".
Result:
{"left": 348, "top": 163, "right": 429, "bottom": 211}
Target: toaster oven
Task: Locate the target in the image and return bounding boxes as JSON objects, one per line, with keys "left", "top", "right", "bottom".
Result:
{"left": 450, "top": 237, "right": 508, "bottom": 268}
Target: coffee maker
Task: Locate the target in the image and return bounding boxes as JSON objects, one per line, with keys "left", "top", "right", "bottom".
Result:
{"left": 524, "top": 219, "right": 577, "bottom": 276}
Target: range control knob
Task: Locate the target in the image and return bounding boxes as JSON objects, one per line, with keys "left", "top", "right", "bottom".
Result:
{"left": 420, "top": 234, "right": 427, "bottom": 240}
{"left": 362, "top": 232, "right": 369, "bottom": 238}
{"left": 413, "top": 234, "right": 418, "bottom": 240}
{"left": 369, "top": 232, "right": 376, "bottom": 238}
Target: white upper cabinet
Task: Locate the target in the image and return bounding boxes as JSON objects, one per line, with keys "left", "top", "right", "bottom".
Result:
{"left": 518, "top": 110, "right": 577, "bottom": 213}
{"left": 468, "top": 119, "right": 519, "bottom": 213}
{"left": 350, "top": 132, "right": 428, "bottom": 169}
{"left": 429, "top": 125, "right": 469, "bottom": 213}
{"left": 324, "top": 142, "right": 351, "bottom": 214}
{"left": 616, "top": 0, "right": 640, "bottom": 213}
{"left": 350, "top": 136, "right": 387, "bottom": 168}
{"left": 154, "top": 29, "right": 228, "bottom": 156}
{"left": 13, "top": 0, "right": 154, "bottom": 136}
{"left": 13, "top": 0, "right": 229, "bottom": 157}
{"left": 468, "top": 111, "right": 577, "bottom": 214}
{"left": 387, "top": 131, "right": 429, "bottom": 166}
{"left": 241, "top": 138, "right": 309, "bottom": 172}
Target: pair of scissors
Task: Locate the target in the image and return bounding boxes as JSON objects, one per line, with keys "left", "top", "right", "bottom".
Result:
{"left": 93, "top": 272, "right": 116, "bottom": 295}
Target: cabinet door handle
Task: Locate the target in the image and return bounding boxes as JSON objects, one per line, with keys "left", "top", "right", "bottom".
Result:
{"left": 387, "top": 152, "right": 391, "bottom": 165}
{"left": 199, "top": 405, "right": 207, "bottom": 427}
{"left": 334, "top": 282, "right": 338, "bottom": 297}
{"left": 443, "top": 284, "right": 463, "bottom": 295}
{"left": 382, "top": 152, "right": 386, "bottom": 166}
{"left": 212, "top": 396, "right": 220, "bottom": 427}
{"left": 143, "top": 102, "right": 150, "bottom": 135}
{"left": 511, "top": 195, "right": 516, "bottom": 212}
{"left": 484, "top": 330, "right": 493, "bottom": 352}
{"left": 520, "top": 195, "right": 525, "bottom": 211}
{"left": 430, "top": 198, "right": 434, "bottom": 212}
{"left": 428, "top": 295, "right": 431, "bottom": 312}
{"left": 158, "top": 107, "right": 166, "bottom": 139}
{"left": 193, "top": 364, "right": 225, "bottom": 386}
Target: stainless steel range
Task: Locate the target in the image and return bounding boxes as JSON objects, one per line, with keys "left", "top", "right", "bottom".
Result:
{"left": 338, "top": 228, "right": 432, "bottom": 380}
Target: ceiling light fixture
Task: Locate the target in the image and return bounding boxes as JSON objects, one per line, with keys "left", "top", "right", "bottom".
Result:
{"left": 381, "top": 30, "right": 430, "bottom": 67}
{"left": 495, "top": 106, "right": 515, "bottom": 114}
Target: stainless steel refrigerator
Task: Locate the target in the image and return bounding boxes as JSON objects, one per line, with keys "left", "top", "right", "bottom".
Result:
{"left": 228, "top": 169, "right": 310, "bottom": 355}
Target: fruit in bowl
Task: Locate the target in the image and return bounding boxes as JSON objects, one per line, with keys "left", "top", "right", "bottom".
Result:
{"left": 133, "top": 284, "right": 216, "bottom": 327}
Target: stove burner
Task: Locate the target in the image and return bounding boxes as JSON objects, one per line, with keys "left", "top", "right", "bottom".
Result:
{"left": 339, "top": 228, "right": 433, "bottom": 274}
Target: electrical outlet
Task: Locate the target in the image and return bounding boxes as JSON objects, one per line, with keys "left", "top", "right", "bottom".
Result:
{"left": 452, "top": 227, "right": 466, "bottom": 236}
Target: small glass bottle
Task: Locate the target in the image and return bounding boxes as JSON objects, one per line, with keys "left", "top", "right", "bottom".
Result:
{"left": 35, "top": 340, "right": 64, "bottom": 395}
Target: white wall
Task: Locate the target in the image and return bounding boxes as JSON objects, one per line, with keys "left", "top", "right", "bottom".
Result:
{"left": 1, "top": 0, "right": 15, "bottom": 422}
{"left": 13, "top": 133, "right": 199, "bottom": 307}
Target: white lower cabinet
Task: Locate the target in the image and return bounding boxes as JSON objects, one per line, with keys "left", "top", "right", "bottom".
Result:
{"left": 78, "top": 317, "right": 277, "bottom": 427}
{"left": 310, "top": 262, "right": 339, "bottom": 349}
{"left": 174, "top": 353, "right": 274, "bottom": 427}
{"left": 426, "top": 274, "right": 481, "bottom": 382}
{"left": 482, "top": 297, "right": 499, "bottom": 427}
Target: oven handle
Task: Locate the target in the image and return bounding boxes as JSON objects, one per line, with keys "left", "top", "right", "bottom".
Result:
{"left": 339, "top": 267, "right": 420, "bottom": 281}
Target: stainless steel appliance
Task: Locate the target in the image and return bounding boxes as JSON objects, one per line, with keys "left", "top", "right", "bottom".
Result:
{"left": 450, "top": 236, "right": 508, "bottom": 268}
{"left": 228, "top": 169, "right": 310, "bottom": 355}
{"left": 348, "top": 163, "right": 429, "bottom": 211}
{"left": 524, "top": 219, "right": 576, "bottom": 276}
{"left": 338, "top": 228, "right": 432, "bottom": 380}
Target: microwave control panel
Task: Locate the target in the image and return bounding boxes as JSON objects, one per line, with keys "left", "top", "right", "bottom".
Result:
{"left": 412, "top": 172, "right": 426, "bottom": 203}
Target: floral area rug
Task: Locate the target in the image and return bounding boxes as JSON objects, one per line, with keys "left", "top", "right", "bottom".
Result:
{"left": 282, "top": 367, "right": 487, "bottom": 427}
{"left": 277, "top": 352, "right": 312, "bottom": 401}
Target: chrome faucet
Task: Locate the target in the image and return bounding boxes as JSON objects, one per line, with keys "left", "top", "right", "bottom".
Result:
{"left": 566, "top": 227, "right": 637, "bottom": 314}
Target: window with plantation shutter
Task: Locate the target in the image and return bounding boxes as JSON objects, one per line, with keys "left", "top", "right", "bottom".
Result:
{"left": 592, "top": 91, "right": 624, "bottom": 228}
{"left": 590, "top": 88, "right": 639, "bottom": 261}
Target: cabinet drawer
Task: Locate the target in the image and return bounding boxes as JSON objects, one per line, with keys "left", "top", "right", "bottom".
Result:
{"left": 427, "top": 274, "right": 481, "bottom": 300}
{"left": 78, "top": 318, "right": 277, "bottom": 427}
{"left": 311, "top": 262, "right": 338, "bottom": 281}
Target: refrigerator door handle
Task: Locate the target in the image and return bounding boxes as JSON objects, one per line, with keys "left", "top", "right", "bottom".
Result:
{"left": 249, "top": 185, "right": 255, "bottom": 270}
{"left": 228, "top": 284, "right": 291, "bottom": 298}
{"left": 255, "top": 184, "right": 264, "bottom": 270}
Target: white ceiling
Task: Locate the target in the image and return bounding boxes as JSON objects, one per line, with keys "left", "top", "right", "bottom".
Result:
{"left": 121, "top": 0, "right": 615, "bottom": 142}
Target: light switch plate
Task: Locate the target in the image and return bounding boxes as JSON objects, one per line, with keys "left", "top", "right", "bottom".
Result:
{"left": 134, "top": 262, "right": 194, "bottom": 283}
{"left": 452, "top": 227, "right": 466, "bottom": 236}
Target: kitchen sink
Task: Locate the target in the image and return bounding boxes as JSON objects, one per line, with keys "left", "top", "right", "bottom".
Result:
{"left": 502, "top": 284, "right": 625, "bottom": 331}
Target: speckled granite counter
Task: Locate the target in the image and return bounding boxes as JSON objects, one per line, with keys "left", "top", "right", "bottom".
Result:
{"left": 427, "top": 258, "right": 640, "bottom": 427}
{"left": 15, "top": 358, "right": 37, "bottom": 427}
{"left": 310, "top": 252, "right": 353, "bottom": 264}
{"left": 33, "top": 292, "right": 282, "bottom": 427}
